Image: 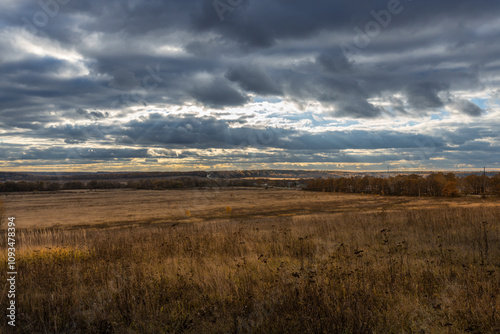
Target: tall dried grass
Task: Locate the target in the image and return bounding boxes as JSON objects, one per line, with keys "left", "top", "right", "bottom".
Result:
{"left": 1, "top": 206, "right": 499, "bottom": 333}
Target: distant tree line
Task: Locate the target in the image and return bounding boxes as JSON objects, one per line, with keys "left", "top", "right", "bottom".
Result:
{"left": 305, "top": 172, "right": 500, "bottom": 197}
{"left": 0, "top": 170, "right": 318, "bottom": 182}
{"left": 0, "top": 177, "right": 299, "bottom": 192}
{"left": 0, "top": 171, "right": 209, "bottom": 182}
{"left": 0, "top": 181, "right": 64, "bottom": 192}
{"left": 2, "top": 172, "right": 499, "bottom": 197}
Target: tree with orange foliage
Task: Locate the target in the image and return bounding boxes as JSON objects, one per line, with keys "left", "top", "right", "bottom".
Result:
{"left": 443, "top": 180, "right": 459, "bottom": 197}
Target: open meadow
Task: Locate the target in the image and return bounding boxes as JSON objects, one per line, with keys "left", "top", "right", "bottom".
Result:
{"left": 1, "top": 188, "right": 498, "bottom": 229}
{"left": 1, "top": 188, "right": 499, "bottom": 333}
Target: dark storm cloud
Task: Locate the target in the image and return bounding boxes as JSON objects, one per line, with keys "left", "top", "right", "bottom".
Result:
{"left": 316, "top": 52, "right": 353, "bottom": 74}
{"left": 225, "top": 65, "right": 282, "bottom": 96}
{"left": 0, "top": 56, "right": 64, "bottom": 75}
{"left": 0, "top": 55, "right": 114, "bottom": 130}
{"left": 2, "top": 0, "right": 499, "bottom": 116}
{"left": 192, "top": 0, "right": 500, "bottom": 49}
{"left": 19, "top": 123, "right": 113, "bottom": 145}
{"left": 441, "top": 127, "right": 496, "bottom": 146}
{"left": 0, "top": 145, "right": 149, "bottom": 161}
{"left": 405, "top": 83, "right": 447, "bottom": 110}
{"left": 286, "top": 130, "right": 446, "bottom": 151}
{"left": 189, "top": 76, "right": 249, "bottom": 108}
{"left": 449, "top": 99, "right": 484, "bottom": 117}
{"left": 9, "top": 0, "right": 499, "bottom": 48}
{"left": 114, "top": 114, "right": 280, "bottom": 148}
{"left": 25, "top": 147, "right": 150, "bottom": 161}
{"left": 30, "top": 113, "right": 446, "bottom": 152}
{"left": 76, "top": 108, "right": 109, "bottom": 120}
{"left": 333, "top": 100, "right": 384, "bottom": 119}
{"left": 108, "top": 68, "right": 140, "bottom": 90}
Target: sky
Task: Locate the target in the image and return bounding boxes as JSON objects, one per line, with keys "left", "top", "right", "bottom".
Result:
{"left": 1, "top": 0, "right": 500, "bottom": 172}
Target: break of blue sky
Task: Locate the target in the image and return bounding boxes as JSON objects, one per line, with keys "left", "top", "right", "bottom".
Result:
{"left": 471, "top": 98, "right": 488, "bottom": 110}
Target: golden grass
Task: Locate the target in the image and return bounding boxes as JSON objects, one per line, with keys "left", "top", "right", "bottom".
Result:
{"left": 1, "top": 203, "right": 499, "bottom": 333}
{"left": 1, "top": 187, "right": 499, "bottom": 229}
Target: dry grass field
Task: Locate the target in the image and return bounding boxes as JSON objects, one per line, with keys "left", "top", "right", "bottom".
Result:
{"left": 0, "top": 187, "right": 498, "bottom": 229}
{"left": 1, "top": 188, "right": 499, "bottom": 333}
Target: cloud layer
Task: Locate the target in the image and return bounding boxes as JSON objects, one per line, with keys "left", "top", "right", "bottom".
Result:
{"left": 0, "top": 0, "right": 499, "bottom": 171}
